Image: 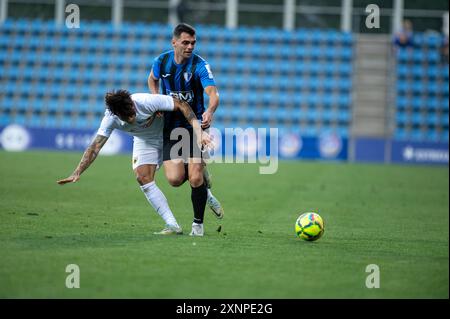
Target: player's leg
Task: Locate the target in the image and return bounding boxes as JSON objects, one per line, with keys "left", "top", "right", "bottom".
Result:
{"left": 188, "top": 160, "right": 207, "bottom": 236}
{"left": 162, "top": 131, "right": 189, "bottom": 187}
{"left": 162, "top": 159, "right": 187, "bottom": 187}
{"left": 133, "top": 140, "right": 182, "bottom": 235}
{"left": 200, "top": 127, "right": 224, "bottom": 219}
{"left": 163, "top": 127, "right": 206, "bottom": 236}
{"left": 203, "top": 163, "right": 212, "bottom": 189}
{"left": 187, "top": 126, "right": 212, "bottom": 236}
{"left": 203, "top": 163, "right": 224, "bottom": 219}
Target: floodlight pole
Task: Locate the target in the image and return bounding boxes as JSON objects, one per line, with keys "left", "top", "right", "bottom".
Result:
{"left": 112, "top": 0, "right": 123, "bottom": 28}
{"left": 0, "top": 0, "right": 7, "bottom": 24}
{"left": 169, "top": 0, "right": 181, "bottom": 26}
{"left": 340, "top": 0, "right": 353, "bottom": 32}
{"left": 443, "top": 12, "right": 449, "bottom": 38}
{"left": 392, "top": 0, "right": 404, "bottom": 34}
{"left": 283, "top": 0, "right": 295, "bottom": 31}
{"left": 226, "top": 0, "right": 238, "bottom": 29}
{"left": 55, "top": 0, "right": 65, "bottom": 26}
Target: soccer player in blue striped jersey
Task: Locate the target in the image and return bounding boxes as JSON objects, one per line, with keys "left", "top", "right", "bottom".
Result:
{"left": 148, "top": 23, "right": 223, "bottom": 236}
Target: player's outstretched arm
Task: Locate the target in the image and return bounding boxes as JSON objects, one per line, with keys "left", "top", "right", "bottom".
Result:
{"left": 57, "top": 135, "right": 108, "bottom": 185}
{"left": 172, "top": 98, "right": 213, "bottom": 149}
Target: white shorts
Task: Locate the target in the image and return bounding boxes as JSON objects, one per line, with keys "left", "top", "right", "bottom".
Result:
{"left": 132, "top": 137, "right": 163, "bottom": 170}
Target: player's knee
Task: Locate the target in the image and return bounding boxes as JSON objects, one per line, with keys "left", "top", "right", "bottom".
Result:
{"left": 166, "top": 176, "right": 185, "bottom": 187}
{"left": 189, "top": 174, "right": 204, "bottom": 188}
{"left": 136, "top": 174, "right": 154, "bottom": 186}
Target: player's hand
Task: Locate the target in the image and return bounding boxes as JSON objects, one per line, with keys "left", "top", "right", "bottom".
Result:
{"left": 201, "top": 110, "right": 213, "bottom": 128}
{"left": 57, "top": 174, "right": 80, "bottom": 185}
{"left": 196, "top": 131, "right": 215, "bottom": 151}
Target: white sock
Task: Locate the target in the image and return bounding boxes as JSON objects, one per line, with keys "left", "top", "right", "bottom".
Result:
{"left": 140, "top": 181, "right": 179, "bottom": 228}
{"left": 207, "top": 188, "right": 213, "bottom": 200}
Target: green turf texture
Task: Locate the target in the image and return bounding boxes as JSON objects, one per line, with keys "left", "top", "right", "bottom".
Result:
{"left": 0, "top": 150, "right": 448, "bottom": 298}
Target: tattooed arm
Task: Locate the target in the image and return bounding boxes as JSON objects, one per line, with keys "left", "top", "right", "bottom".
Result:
{"left": 57, "top": 135, "right": 108, "bottom": 185}
{"left": 172, "top": 98, "right": 213, "bottom": 149}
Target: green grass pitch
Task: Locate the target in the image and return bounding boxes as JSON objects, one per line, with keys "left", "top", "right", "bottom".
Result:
{"left": 0, "top": 150, "right": 448, "bottom": 298}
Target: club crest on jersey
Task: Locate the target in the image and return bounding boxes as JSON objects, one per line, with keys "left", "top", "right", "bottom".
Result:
{"left": 183, "top": 72, "right": 193, "bottom": 82}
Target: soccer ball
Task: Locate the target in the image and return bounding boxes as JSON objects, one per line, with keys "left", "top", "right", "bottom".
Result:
{"left": 295, "top": 212, "right": 324, "bottom": 241}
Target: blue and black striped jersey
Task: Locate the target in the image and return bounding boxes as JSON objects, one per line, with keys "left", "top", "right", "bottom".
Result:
{"left": 151, "top": 50, "right": 216, "bottom": 132}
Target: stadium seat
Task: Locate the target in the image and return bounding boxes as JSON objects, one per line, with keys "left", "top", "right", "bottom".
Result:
{"left": 12, "top": 114, "right": 27, "bottom": 125}
{"left": 394, "top": 127, "right": 408, "bottom": 140}
{"left": 411, "top": 113, "right": 423, "bottom": 126}
{"left": 301, "top": 125, "right": 318, "bottom": 136}
{"left": 443, "top": 99, "right": 449, "bottom": 112}
{"left": 60, "top": 115, "right": 74, "bottom": 128}
{"left": 396, "top": 112, "right": 408, "bottom": 125}
{"left": 74, "top": 116, "right": 89, "bottom": 129}
{"left": 410, "top": 128, "right": 425, "bottom": 141}
{"left": 0, "top": 113, "right": 11, "bottom": 126}
{"left": 426, "top": 113, "right": 439, "bottom": 126}
{"left": 27, "top": 115, "right": 43, "bottom": 128}
{"left": 395, "top": 34, "right": 450, "bottom": 142}
{"left": 338, "top": 126, "right": 349, "bottom": 137}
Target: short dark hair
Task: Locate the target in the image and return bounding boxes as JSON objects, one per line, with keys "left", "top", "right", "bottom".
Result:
{"left": 173, "top": 23, "right": 196, "bottom": 38}
{"left": 105, "top": 89, "right": 134, "bottom": 119}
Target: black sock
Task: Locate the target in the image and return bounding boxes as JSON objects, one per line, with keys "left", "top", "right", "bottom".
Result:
{"left": 191, "top": 183, "right": 207, "bottom": 224}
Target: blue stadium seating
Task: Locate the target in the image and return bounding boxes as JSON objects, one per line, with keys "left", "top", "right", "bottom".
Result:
{"left": 5, "top": 18, "right": 428, "bottom": 141}
{"left": 27, "top": 114, "right": 43, "bottom": 128}
{"left": 395, "top": 34, "right": 449, "bottom": 142}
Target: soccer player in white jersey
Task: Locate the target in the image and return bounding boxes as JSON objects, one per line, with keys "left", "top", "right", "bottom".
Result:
{"left": 57, "top": 89, "right": 213, "bottom": 235}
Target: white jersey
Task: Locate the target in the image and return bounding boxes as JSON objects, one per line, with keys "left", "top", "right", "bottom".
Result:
{"left": 97, "top": 93, "right": 174, "bottom": 140}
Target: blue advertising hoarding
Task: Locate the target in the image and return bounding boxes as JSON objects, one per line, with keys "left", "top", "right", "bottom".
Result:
{"left": 352, "top": 137, "right": 448, "bottom": 165}
{"left": 2, "top": 124, "right": 447, "bottom": 165}
{"left": 0, "top": 124, "right": 348, "bottom": 162}
{"left": 391, "top": 141, "right": 449, "bottom": 165}
{"left": 353, "top": 138, "right": 386, "bottom": 163}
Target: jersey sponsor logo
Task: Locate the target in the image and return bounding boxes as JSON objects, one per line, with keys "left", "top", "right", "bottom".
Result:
{"left": 183, "top": 72, "right": 193, "bottom": 82}
{"left": 161, "top": 73, "right": 171, "bottom": 78}
{"left": 167, "top": 90, "right": 194, "bottom": 103}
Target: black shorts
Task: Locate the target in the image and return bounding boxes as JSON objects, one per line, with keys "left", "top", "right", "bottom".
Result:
{"left": 163, "top": 127, "right": 208, "bottom": 162}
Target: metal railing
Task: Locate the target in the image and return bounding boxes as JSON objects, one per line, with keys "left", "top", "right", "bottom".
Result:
{"left": 0, "top": 0, "right": 448, "bottom": 34}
